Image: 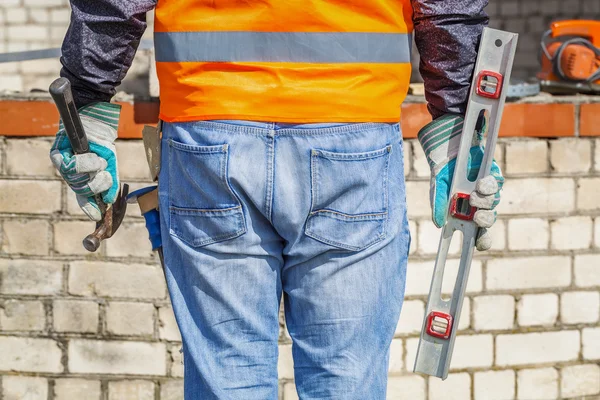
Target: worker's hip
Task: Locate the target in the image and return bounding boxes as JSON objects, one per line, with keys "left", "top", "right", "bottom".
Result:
{"left": 158, "top": 118, "right": 408, "bottom": 254}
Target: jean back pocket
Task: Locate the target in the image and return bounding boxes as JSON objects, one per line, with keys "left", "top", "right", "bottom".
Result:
{"left": 305, "top": 145, "right": 392, "bottom": 251}
{"left": 168, "top": 139, "right": 246, "bottom": 247}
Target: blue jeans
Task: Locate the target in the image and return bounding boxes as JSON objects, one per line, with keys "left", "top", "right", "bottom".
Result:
{"left": 158, "top": 120, "right": 410, "bottom": 399}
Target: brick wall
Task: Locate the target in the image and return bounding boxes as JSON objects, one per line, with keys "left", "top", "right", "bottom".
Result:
{"left": 0, "top": 96, "right": 599, "bottom": 399}
{"left": 3, "top": 1, "right": 600, "bottom": 93}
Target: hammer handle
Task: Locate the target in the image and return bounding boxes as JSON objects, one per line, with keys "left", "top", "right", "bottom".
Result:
{"left": 49, "top": 78, "right": 89, "bottom": 154}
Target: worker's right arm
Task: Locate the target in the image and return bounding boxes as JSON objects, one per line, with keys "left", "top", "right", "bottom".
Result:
{"left": 51, "top": 0, "right": 156, "bottom": 220}
{"left": 60, "top": 0, "right": 157, "bottom": 109}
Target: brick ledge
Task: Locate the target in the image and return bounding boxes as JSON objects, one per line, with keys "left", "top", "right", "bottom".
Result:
{"left": 1, "top": 94, "right": 599, "bottom": 138}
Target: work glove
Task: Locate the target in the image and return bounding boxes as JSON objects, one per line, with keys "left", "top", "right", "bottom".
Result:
{"left": 50, "top": 102, "right": 121, "bottom": 221}
{"left": 417, "top": 114, "right": 504, "bottom": 251}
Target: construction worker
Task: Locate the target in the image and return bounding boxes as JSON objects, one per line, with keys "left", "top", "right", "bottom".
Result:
{"left": 50, "top": 1, "right": 502, "bottom": 398}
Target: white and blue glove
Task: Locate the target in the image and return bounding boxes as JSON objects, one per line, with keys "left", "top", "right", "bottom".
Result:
{"left": 418, "top": 114, "right": 504, "bottom": 251}
{"left": 50, "top": 102, "right": 121, "bottom": 221}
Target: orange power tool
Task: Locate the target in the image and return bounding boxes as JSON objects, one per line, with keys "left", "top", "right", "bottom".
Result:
{"left": 538, "top": 20, "right": 600, "bottom": 94}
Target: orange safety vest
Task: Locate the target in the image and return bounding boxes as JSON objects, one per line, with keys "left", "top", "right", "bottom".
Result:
{"left": 154, "top": 0, "right": 414, "bottom": 123}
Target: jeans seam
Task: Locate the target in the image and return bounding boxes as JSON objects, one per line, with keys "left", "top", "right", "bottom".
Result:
{"left": 265, "top": 132, "right": 275, "bottom": 222}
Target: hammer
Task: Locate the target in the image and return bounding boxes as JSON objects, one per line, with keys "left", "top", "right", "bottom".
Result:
{"left": 49, "top": 78, "right": 129, "bottom": 252}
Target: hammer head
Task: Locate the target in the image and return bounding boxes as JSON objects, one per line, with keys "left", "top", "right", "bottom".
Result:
{"left": 82, "top": 184, "right": 130, "bottom": 252}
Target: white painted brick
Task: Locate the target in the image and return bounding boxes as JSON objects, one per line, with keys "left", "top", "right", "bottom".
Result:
{"left": 0, "top": 0, "right": 21, "bottom": 8}
{"left": 408, "top": 220, "right": 417, "bottom": 255}
{"left": 494, "top": 143, "right": 505, "bottom": 172}
{"left": 561, "top": 364, "right": 600, "bottom": 398}
{"left": 387, "top": 375, "right": 426, "bottom": 400}
{"left": 458, "top": 297, "right": 470, "bottom": 330}
{"left": 20, "top": 58, "right": 62, "bottom": 74}
{"left": 561, "top": 291, "right": 600, "bottom": 324}
{"left": 505, "top": 140, "right": 548, "bottom": 174}
{"left": 54, "top": 379, "right": 101, "bottom": 400}
{"left": 577, "top": 177, "right": 600, "bottom": 210}
{"left": 575, "top": 254, "right": 600, "bottom": 287}
{"left": 68, "top": 339, "right": 166, "bottom": 375}
{"left": 488, "top": 219, "right": 506, "bottom": 251}
{"left": 5, "top": 8, "right": 26, "bottom": 23}
{"left": 0, "top": 60, "right": 18, "bottom": 74}
{"left": 406, "top": 181, "right": 430, "bottom": 218}
{"left": 108, "top": 380, "right": 154, "bottom": 400}
{"left": 0, "top": 300, "right": 45, "bottom": 331}
{"left": 23, "top": 0, "right": 64, "bottom": 7}
{"left": 412, "top": 141, "right": 429, "bottom": 178}
{"left": 160, "top": 380, "right": 184, "bottom": 400}
{"left": 473, "top": 295, "right": 515, "bottom": 330}
{"left": 50, "top": 8, "right": 70, "bottom": 24}
{"left": 0, "top": 180, "right": 62, "bottom": 214}
{"left": 405, "top": 337, "right": 419, "bottom": 370}
{"left": 0, "top": 336, "right": 63, "bottom": 373}
{"left": 403, "top": 139, "right": 412, "bottom": 178}
{"left": 405, "top": 259, "right": 482, "bottom": 296}
{"left": 159, "top": 305, "right": 181, "bottom": 341}
{"left": 395, "top": 300, "right": 424, "bottom": 335}
{"left": 496, "top": 331, "right": 580, "bottom": 366}
{"left": 2, "top": 219, "right": 49, "bottom": 255}
{"left": 507, "top": 218, "right": 548, "bottom": 250}
{"left": 496, "top": 178, "right": 575, "bottom": 215}
{"left": 474, "top": 370, "right": 515, "bottom": 400}
{"left": 417, "top": 219, "right": 461, "bottom": 255}
{"left": 0, "top": 259, "right": 62, "bottom": 295}
{"left": 2, "top": 376, "right": 47, "bottom": 400}
{"left": 169, "top": 345, "right": 183, "bottom": 378}
{"left": 450, "top": 334, "right": 493, "bottom": 369}
{"left": 7, "top": 25, "right": 47, "bottom": 40}
{"left": 550, "top": 138, "right": 591, "bottom": 173}
{"left": 29, "top": 8, "right": 49, "bottom": 23}
{"left": 550, "top": 216, "right": 593, "bottom": 250}
{"left": 23, "top": 75, "right": 57, "bottom": 92}
{"left": 50, "top": 25, "right": 68, "bottom": 42}
{"left": 68, "top": 261, "right": 166, "bottom": 299}
{"left": 429, "top": 373, "right": 471, "bottom": 400}
{"left": 517, "top": 294, "right": 558, "bottom": 327}
{"left": 53, "top": 221, "right": 98, "bottom": 255}
{"left": 582, "top": 327, "right": 600, "bottom": 360}
{"left": 115, "top": 141, "right": 153, "bottom": 180}
{"left": 106, "top": 301, "right": 154, "bottom": 336}
{"left": 278, "top": 343, "right": 294, "bottom": 380}
{"left": 595, "top": 218, "right": 600, "bottom": 248}
{"left": 105, "top": 223, "right": 154, "bottom": 258}
{"left": 0, "top": 74, "right": 23, "bottom": 91}
{"left": 53, "top": 300, "right": 98, "bottom": 333}
{"left": 595, "top": 139, "right": 600, "bottom": 172}
{"left": 388, "top": 339, "right": 404, "bottom": 374}
{"left": 486, "top": 256, "right": 571, "bottom": 290}
{"left": 517, "top": 368, "right": 558, "bottom": 400}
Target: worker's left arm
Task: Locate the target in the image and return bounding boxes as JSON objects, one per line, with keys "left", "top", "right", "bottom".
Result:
{"left": 411, "top": 0, "right": 503, "bottom": 251}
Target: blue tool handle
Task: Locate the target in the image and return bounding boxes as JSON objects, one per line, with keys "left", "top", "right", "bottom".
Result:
{"left": 142, "top": 209, "right": 162, "bottom": 251}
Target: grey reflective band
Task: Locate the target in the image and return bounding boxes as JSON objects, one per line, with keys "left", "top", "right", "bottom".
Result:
{"left": 155, "top": 31, "right": 412, "bottom": 63}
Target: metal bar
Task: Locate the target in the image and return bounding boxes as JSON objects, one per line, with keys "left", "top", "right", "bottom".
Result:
{"left": 0, "top": 39, "right": 154, "bottom": 63}
{"left": 413, "top": 27, "right": 518, "bottom": 380}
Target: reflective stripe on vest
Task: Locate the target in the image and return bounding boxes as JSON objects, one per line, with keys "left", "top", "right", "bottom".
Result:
{"left": 154, "top": 0, "right": 414, "bottom": 123}
{"left": 155, "top": 31, "right": 412, "bottom": 64}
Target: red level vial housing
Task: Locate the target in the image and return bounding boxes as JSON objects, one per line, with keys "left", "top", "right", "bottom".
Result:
{"left": 426, "top": 311, "right": 454, "bottom": 340}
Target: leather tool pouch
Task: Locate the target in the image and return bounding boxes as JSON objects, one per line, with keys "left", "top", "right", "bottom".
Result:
{"left": 142, "top": 120, "right": 162, "bottom": 182}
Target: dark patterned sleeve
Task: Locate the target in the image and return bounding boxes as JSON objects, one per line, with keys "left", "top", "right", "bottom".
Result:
{"left": 60, "top": 0, "right": 157, "bottom": 109}
{"left": 411, "top": 0, "right": 489, "bottom": 119}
